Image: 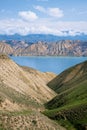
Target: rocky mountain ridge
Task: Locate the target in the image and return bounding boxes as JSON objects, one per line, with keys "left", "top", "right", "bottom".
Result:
{"left": 0, "top": 40, "right": 87, "bottom": 56}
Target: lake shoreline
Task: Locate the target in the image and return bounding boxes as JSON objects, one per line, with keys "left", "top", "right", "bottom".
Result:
{"left": 10, "top": 56, "right": 87, "bottom": 74}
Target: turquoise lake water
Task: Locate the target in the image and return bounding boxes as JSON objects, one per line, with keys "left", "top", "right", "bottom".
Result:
{"left": 11, "top": 56, "right": 87, "bottom": 74}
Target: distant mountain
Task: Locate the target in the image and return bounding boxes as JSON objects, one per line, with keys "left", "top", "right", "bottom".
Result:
{"left": 0, "top": 40, "right": 87, "bottom": 56}
{"left": 0, "top": 33, "right": 87, "bottom": 42}
{"left": 44, "top": 61, "right": 87, "bottom": 130}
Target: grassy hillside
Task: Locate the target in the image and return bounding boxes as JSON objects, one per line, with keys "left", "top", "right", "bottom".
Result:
{"left": 47, "top": 61, "right": 87, "bottom": 93}
{"left": 44, "top": 61, "right": 87, "bottom": 130}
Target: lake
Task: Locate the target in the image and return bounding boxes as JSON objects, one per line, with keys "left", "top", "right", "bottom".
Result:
{"left": 11, "top": 56, "right": 87, "bottom": 74}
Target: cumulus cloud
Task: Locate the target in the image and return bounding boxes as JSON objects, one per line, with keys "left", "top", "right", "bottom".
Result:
{"left": 48, "top": 8, "right": 63, "bottom": 18}
{"left": 18, "top": 11, "right": 38, "bottom": 21}
{"left": 0, "top": 18, "right": 87, "bottom": 36}
{"left": 34, "top": 6, "right": 64, "bottom": 18}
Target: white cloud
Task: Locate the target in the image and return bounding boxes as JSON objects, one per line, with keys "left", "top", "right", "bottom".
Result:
{"left": 34, "top": 6, "right": 45, "bottom": 12}
{"left": 48, "top": 8, "right": 63, "bottom": 18}
{"left": 34, "top": 6, "right": 64, "bottom": 18}
{"left": 0, "top": 18, "right": 87, "bottom": 36}
{"left": 18, "top": 11, "right": 38, "bottom": 21}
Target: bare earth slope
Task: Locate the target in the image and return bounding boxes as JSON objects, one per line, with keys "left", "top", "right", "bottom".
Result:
{"left": 0, "top": 42, "right": 13, "bottom": 55}
{"left": 0, "top": 54, "right": 56, "bottom": 105}
{"left": 0, "top": 54, "right": 66, "bottom": 130}
{"left": 0, "top": 111, "right": 66, "bottom": 130}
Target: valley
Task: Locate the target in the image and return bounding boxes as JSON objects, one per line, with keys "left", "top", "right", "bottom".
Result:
{"left": 0, "top": 0, "right": 87, "bottom": 129}
{"left": 0, "top": 54, "right": 87, "bottom": 130}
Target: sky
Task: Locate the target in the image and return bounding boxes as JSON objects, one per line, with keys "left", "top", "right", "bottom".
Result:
{"left": 0, "top": 0, "right": 87, "bottom": 36}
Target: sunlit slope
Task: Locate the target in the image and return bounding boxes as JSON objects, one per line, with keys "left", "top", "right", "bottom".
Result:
{"left": 0, "top": 54, "right": 56, "bottom": 111}
{"left": 0, "top": 54, "right": 66, "bottom": 130}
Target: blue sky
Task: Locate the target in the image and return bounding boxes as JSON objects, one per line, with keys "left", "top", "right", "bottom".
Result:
{"left": 0, "top": 0, "right": 87, "bottom": 35}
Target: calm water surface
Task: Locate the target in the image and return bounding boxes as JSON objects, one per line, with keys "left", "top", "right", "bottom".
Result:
{"left": 11, "top": 56, "right": 87, "bottom": 74}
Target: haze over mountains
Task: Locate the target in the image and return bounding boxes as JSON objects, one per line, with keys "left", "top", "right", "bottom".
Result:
{"left": 0, "top": 33, "right": 87, "bottom": 42}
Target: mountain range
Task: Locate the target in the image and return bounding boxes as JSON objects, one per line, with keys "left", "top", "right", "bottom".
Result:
{"left": 0, "top": 33, "right": 87, "bottom": 42}
{"left": 0, "top": 39, "right": 87, "bottom": 56}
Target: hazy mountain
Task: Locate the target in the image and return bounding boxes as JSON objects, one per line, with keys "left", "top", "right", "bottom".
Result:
{"left": 0, "top": 33, "right": 87, "bottom": 42}
{"left": 44, "top": 61, "right": 87, "bottom": 130}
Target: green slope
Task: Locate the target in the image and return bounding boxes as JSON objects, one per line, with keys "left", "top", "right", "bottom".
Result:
{"left": 44, "top": 61, "right": 87, "bottom": 130}
{"left": 47, "top": 61, "right": 87, "bottom": 93}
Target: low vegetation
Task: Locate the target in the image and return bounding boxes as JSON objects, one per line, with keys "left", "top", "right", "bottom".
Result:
{"left": 44, "top": 61, "right": 87, "bottom": 130}
{"left": 0, "top": 54, "right": 87, "bottom": 130}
